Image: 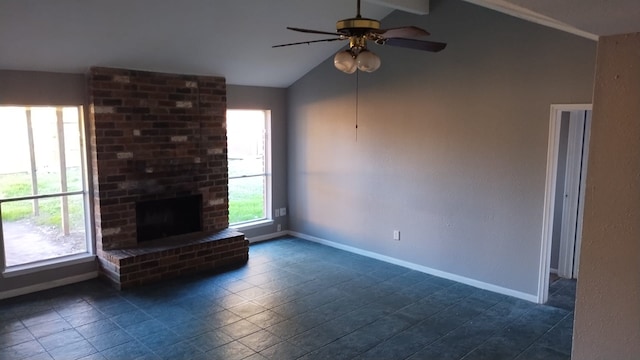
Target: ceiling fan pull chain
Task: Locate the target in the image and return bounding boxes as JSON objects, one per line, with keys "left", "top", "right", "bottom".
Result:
{"left": 355, "top": 70, "right": 359, "bottom": 141}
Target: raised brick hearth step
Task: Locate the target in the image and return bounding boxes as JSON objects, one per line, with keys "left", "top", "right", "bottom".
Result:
{"left": 97, "top": 228, "right": 248, "bottom": 289}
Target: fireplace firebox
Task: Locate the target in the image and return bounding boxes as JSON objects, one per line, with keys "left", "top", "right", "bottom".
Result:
{"left": 136, "top": 194, "right": 202, "bottom": 242}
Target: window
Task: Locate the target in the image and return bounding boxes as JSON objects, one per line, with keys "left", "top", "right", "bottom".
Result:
{"left": 0, "top": 106, "right": 91, "bottom": 269}
{"left": 226, "top": 110, "right": 271, "bottom": 225}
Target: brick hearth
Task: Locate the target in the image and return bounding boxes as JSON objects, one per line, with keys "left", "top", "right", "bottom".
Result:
{"left": 88, "top": 67, "right": 248, "bottom": 289}
{"left": 98, "top": 229, "right": 246, "bottom": 289}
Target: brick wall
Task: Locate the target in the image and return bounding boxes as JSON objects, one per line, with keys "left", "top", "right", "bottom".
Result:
{"left": 98, "top": 229, "right": 248, "bottom": 289}
{"left": 88, "top": 67, "right": 228, "bottom": 251}
{"left": 87, "top": 67, "right": 248, "bottom": 289}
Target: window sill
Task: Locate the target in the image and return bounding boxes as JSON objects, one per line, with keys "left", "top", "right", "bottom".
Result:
{"left": 231, "top": 219, "right": 274, "bottom": 232}
{"left": 3, "top": 253, "right": 96, "bottom": 278}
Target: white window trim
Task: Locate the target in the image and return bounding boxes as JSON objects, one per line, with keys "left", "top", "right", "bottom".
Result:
{"left": 0, "top": 105, "right": 94, "bottom": 272}
{"left": 2, "top": 253, "right": 96, "bottom": 278}
{"left": 227, "top": 109, "right": 272, "bottom": 226}
{"left": 232, "top": 219, "right": 274, "bottom": 232}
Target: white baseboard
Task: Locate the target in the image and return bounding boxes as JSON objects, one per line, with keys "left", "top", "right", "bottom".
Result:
{"left": 0, "top": 231, "right": 538, "bottom": 302}
{"left": 289, "top": 231, "right": 538, "bottom": 303}
{"left": 550, "top": 268, "right": 558, "bottom": 275}
{"left": 247, "top": 230, "right": 289, "bottom": 244}
{"left": 0, "top": 272, "right": 98, "bottom": 300}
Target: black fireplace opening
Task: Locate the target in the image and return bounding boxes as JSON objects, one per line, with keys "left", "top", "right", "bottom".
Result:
{"left": 136, "top": 194, "right": 202, "bottom": 242}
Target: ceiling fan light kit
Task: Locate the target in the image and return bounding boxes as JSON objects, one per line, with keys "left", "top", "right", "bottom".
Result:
{"left": 334, "top": 50, "right": 358, "bottom": 74}
{"left": 334, "top": 47, "right": 381, "bottom": 73}
{"left": 273, "top": 0, "right": 446, "bottom": 74}
{"left": 356, "top": 49, "right": 381, "bottom": 72}
{"left": 333, "top": 34, "right": 381, "bottom": 73}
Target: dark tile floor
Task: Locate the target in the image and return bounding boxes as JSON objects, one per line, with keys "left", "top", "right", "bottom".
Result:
{"left": 547, "top": 276, "right": 577, "bottom": 312}
{"left": 0, "top": 237, "right": 576, "bottom": 360}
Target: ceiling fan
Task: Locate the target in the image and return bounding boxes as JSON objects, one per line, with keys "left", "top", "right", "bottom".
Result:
{"left": 273, "top": 0, "right": 447, "bottom": 73}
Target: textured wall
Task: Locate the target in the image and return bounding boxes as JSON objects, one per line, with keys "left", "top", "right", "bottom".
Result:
{"left": 572, "top": 33, "right": 640, "bottom": 359}
{"left": 287, "top": 0, "right": 596, "bottom": 296}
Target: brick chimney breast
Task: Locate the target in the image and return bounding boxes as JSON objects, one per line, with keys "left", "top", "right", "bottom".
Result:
{"left": 88, "top": 67, "right": 246, "bottom": 289}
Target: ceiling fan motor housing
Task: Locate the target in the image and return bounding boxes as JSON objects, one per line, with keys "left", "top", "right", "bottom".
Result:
{"left": 336, "top": 17, "right": 380, "bottom": 34}
{"left": 338, "top": 17, "right": 380, "bottom": 53}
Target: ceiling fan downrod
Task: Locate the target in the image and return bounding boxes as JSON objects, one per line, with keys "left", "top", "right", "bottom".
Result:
{"left": 336, "top": 0, "right": 380, "bottom": 35}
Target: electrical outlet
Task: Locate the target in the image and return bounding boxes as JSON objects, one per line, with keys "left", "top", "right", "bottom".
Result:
{"left": 280, "top": 207, "right": 287, "bottom": 216}
{"left": 277, "top": 224, "right": 282, "bottom": 232}
{"left": 393, "top": 230, "right": 401, "bottom": 241}
{"left": 275, "top": 208, "right": 280, "bottom": 217}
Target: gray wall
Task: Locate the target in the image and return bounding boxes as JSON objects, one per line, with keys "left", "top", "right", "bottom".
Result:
{"left": 0, "top": 70, "right": 96, "bottom": 295}
{"left": 0, "top": 70, "right": 86, "bottom": 105}
{"left": 573, "top": 33, "right": 640, "bottom": 359}
{"left": 226, "top": 85, "right": 289, "bottom": 238}
{"left": 287, "top": 0, "right": 596, "bottom": 296}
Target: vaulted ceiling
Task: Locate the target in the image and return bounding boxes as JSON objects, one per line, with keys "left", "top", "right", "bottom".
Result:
{"left": 0, "top": 0, "right": 638, "bottom": 87}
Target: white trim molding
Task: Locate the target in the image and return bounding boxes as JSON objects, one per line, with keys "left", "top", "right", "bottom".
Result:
{"left": 462, "top": 0, "right": 598, "bottom": 41}
{"left": 0, "top": 271, "right": 98, "bottom": 300}
{"left": 247, "top": 230, "right": 289, "bottom": 244}
{"left": 3, "top": 254, "right": 96, "bottom": 278}
{"left": 289, "top": 231, "right": 538, "bottom": 303}
{"left": 366, "top": 0, "right": 430, "bottom": 15}
{"left": 538, "top": 103, "right": 592, "bottom": 304}
{"left": 231, "top": 219, "right": 274, "bottom": 233}
{"left": 538, "top": 107, "right": 562, "bottom": 304}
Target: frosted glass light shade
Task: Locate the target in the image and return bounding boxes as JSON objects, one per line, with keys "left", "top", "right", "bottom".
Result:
{"left": 334, "top": 50, "right": 357, "bottom": 74}
{"left": 356, "top": 50, "right": 381, "bottom": 72}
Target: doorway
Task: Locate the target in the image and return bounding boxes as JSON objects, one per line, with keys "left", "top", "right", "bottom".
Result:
{"left": 537, "top": 104, "right": 592, "bottom": 304}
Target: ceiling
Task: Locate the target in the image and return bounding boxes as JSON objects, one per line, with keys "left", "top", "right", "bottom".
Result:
{"left": 1, "top": 0, "right": 639, "bottom": 88}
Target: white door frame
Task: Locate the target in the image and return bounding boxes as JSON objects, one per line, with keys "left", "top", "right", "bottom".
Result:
{"left": 537, "top": 104, "right": 592, "bottom": 304}
{"left": 572, "top": 110, "right": 591, "bottom": 279}
{"left": 557, "top": 110, "right": 588, "bottom": 278}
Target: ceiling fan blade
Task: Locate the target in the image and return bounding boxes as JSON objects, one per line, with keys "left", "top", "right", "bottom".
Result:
{"left": 376, "top": 26, "right": 430, "bottom": 39}
{"left": 287, "top": 27, "right": 343, "bottom": 36}
{"left": 383, "top": 38, "right": 447, "bottom": 52}
{"left": 272, "top": 38, "right": 344, "bottom": 48}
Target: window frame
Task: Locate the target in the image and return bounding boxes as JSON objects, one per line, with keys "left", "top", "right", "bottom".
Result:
{"left": 0, "top": 105, "right": 94, "bottom": 274}
{"left": 226, "top": 109, "right": 273, "bottom": 228}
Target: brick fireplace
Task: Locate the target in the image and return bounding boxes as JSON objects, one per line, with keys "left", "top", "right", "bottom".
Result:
{"left": 88, "top": 67, "right": 248, "bottom": 289}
